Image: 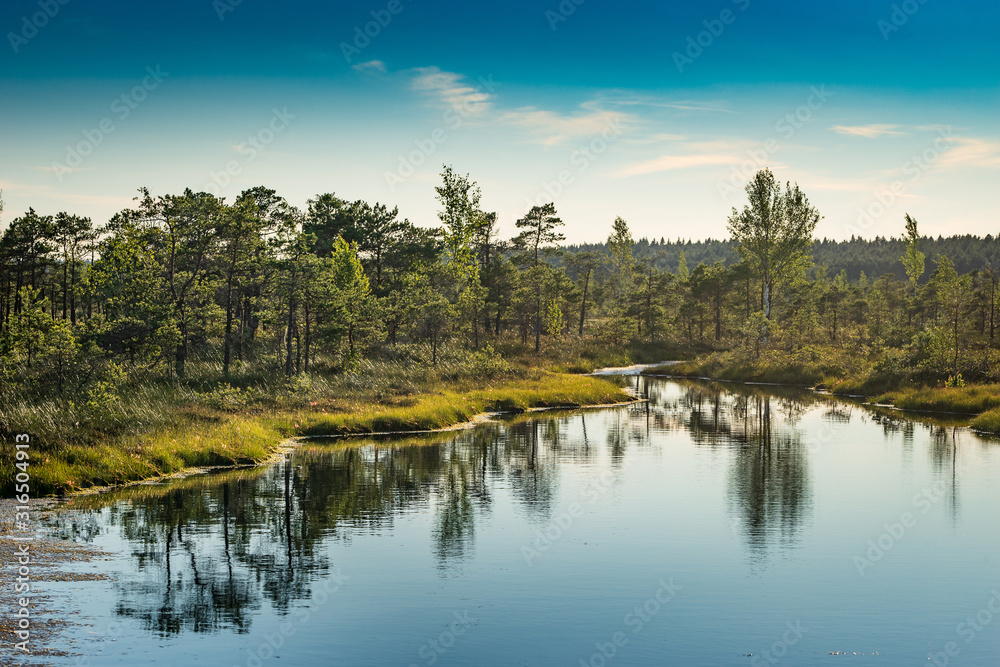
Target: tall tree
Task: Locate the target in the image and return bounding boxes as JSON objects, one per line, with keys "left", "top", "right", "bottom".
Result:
{"left": 901, "top": 213, "right": 926, "bottom": 297}
{"left": 354, "top": 202, "right": 407, "bottom": 294}
{"left": 435, "top": 166, "right": 484, "bottom": 267}
{"left": 137, "top": 188, "right": 223, "bottom": 377}
{"left": 304, "top": 193, "right": 353, "bottom": 256}
{"left": 727, "top": 168, "right": 820, "bottom": 322}
{"left": 606, "top": 216, "right": 635, "bottom": 315}
{"left": 565, "top": 251, "right": 602, "bottom": 336}
{"left": 513, "top": 203, "right": 565, "bottom": 352}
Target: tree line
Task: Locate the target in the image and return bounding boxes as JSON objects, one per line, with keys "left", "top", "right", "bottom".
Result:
{"left": 1, "top": 166, "right": 997, "bottom": 400}
{"left": 566, "top": 231, "right": 1000, "bottom": 282}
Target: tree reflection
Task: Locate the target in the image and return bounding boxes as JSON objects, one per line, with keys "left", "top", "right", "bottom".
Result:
{"left": 50, "top": 417, "right": 582, "bottom": 635}
{"left": 53, "top": 377, "right": 980, "bottom": 637}
{"left": 726, "top": 396, "right": 812, "bottom": 567}
{"left": 650, "top": 383, "right": 815, "bottom": 568}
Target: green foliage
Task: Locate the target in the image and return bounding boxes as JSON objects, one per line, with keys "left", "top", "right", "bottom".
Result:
{"left": 8, "top": 167, "right": 1000, "bottom": 491}
{"left": 901, "top": 213, "right": 926, "bottom": 292}
{"left": 544, "top": 300, "right": 564, "bottom": 338}
{"left": 195, "top": 382, "right": 263, "bottom": 412}
{"left": 946, "top": 373, "right": 965, "bottom": 388}
{"left": 727, "top": 168, "right": 820, "bottom": 318}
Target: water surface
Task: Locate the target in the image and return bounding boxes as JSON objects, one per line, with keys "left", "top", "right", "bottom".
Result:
{"left": 42, "top": 378, "right": 1000, "bottom": 665}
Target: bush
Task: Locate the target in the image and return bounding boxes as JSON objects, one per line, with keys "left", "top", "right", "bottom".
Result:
{"left": 196, "top": 383, "right": 262, "bottom": 412}
{"left": 470, "top": 344, "right": 511, "bottom": 380}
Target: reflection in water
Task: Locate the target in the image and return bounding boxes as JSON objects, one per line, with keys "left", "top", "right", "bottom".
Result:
{"left": 649, "top": 383, "right": 815, "bottom": 567}
{"left": 48, "top": 379, "right": 977, "bottom": 640}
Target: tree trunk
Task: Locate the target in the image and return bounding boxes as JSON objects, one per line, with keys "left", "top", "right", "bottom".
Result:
{"left": 69, "top": 248, "right": 77, "bottom": 326}
{"left": 62, "top": 254, "right": 68, "bottom": 320}
{"left": 578, "top": 268, "right": 590, "bottom": 336}
{"left": 304, "top": 302, "right": 311, "bottom": 373}
{"left": 534, "top": 293, "right": 541, "bottom": 353}
{"left": 285, "top": 294, "right": 296, "bottom": 377}
{"left": 991, "top": 276, "right": 996, "bottom": 342}
{"left": 223, "top": 268, "right": 235, "bottom": 378}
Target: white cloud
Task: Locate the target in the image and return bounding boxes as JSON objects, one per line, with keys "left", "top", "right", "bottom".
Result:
{"left": 410, "top": 66, "right": 493, "bottom": 115}
{"left": 831, "top": 124, "right": 906, "bottom": 138}
{"left": 603, "top": 95, "right": 734, "bottom": 114}
{"left": 500, "top": 102, "right": 627, "bottom": 146}
{"left": 938, "top": 137, "right": 1000, "bottom": 169}
{"left": 626, "top": 132, "right": 687, "bottom": 145}
{"left": 615, "top": 153, "right": 742, "bottom": 178}
{"left": 352, "top": 60, "right": 387, "bottom": 74}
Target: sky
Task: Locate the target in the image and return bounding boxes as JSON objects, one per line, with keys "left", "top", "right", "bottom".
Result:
{"left": 1, "top": 0, "right": 998, "bottom": 243}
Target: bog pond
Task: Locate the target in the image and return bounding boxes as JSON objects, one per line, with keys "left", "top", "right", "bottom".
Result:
{"left": 28, "top": 377, "right": 1000, "bottom": 665}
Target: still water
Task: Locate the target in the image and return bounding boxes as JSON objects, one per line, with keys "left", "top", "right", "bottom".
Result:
{"left": 43, "top": 378, "right": 1000, "bottom": 666}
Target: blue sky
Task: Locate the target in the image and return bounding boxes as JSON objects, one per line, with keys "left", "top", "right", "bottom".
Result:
{"left": 2, "top": 0, "right": 998, "bottom": 242}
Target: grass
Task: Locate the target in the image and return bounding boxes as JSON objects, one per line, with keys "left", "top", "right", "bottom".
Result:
{"left": 641, "top": 344, "right": 1000, "bottom": 433}
{"left": 645, "top": 347, "right": 851, "bottom": 387}
{"left": 971, "top": 408, "right": 1000, "bottom": 433}
{"left": 875, "top": 385, "right": 1000, "bottom": 416}
{"left": 1, "top": 354, "right": 631, "bottom": 496}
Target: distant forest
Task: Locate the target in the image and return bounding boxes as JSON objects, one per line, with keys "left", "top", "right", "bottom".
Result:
{"left": 565, "top": 235, "right": 1000, "bottom": 282}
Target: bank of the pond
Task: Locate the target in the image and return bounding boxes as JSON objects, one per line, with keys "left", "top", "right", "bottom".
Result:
{"left": 6, "top": 372, "right": 631, "bottom": 497}
{"left": 644, "top": 357, "right": 1000, "bottom": 435}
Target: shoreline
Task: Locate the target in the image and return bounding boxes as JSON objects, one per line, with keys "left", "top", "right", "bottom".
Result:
{"left": 65, "top": 396, "right": 645, "bottom": 499}
{"left": 644, "top": 364, "right": 1000, "bottom": 433}
{"left": 7, "top": 371, "right": 636, "bottom": 498}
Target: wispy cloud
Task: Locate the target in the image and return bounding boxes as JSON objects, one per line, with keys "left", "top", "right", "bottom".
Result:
{"left": 0, "top": 179, "right": 133, "bottom": 213}
{"left": 831, "top": 124, "right": 906, "bottom": 138}
{"left": 410, "top": 66, "right": 493, "bottom": 115}
{"left": 626, "top": 132, "right": 688, "bottom": 145}
{"left": 615, "top": 153, "right": 742, "bottom": 178}
{"left": 657, "top": 101, "right": 735, "bottom": 113}
{"left": 938, "top": 137, "right": 1000, "bottom": 169}
{"left": 615, "top": 139, "right": 771, "bottom": 178}
{"left": 602, "top": 95, "right": 734, "bottom": 114}
{"left": 352, "top": 60, "right": 387, "bottom": 74}
{"left": 500, "top": 101, "right": 627, "bottom": 146}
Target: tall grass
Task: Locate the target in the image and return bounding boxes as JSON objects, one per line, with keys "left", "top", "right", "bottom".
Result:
{"left": 1, "top": 343, "right": 631, "bottom": 496}
{"left": 877, "top": 385, "right": 1000, "bottom": 415}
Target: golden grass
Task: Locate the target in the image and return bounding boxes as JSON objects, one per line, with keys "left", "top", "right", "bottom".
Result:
{"left": 876, "top": 385, "right": 1000, "bottom": 415}
{"left": 6, "top": 373, "right": 629, "bottom": 496}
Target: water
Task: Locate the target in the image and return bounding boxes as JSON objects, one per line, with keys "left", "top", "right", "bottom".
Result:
{"left": 40, "top": 378, "right": 1000, "bottom": 666}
